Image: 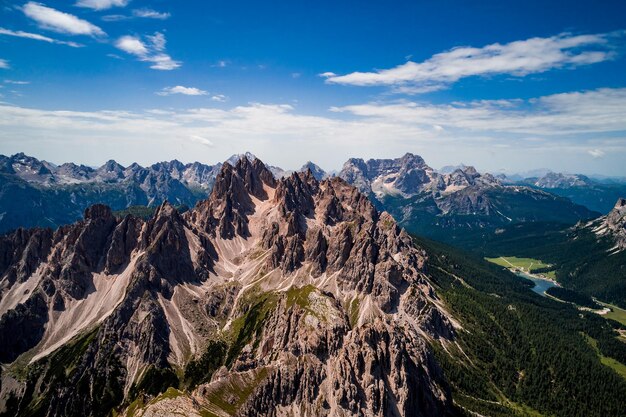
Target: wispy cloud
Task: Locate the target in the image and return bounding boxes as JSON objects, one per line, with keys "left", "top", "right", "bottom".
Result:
{"left": 157, "top": 86, "right": 207, "bottom": 96}
{"left": 101, "top": 14, "right": 128, "bottom": 22}
{"left": 132, "top": 8, "right": 170, "bottom": 20}
{"left": 23, "top": 2, "right": 105, "bottom": 37}
{"left": 0, "top": 60, "right": 9, "bottom": 69}
{"left": 4, "top": 80, "right": 30, "bottom": 85}
{"left": 211, "top": 94, "right": 227, "bottom": 102}
{"left": 115, "top": 32, "right": 181, "bottom": 70}
{"left": 323, "top": 31, "right": 623, "bottom": 93}
{"left": 189, "top": 135, "right": 214, "bottom": 147}
{"left": 588, "top": 149, "right": 606, "bottom": 158}
{"left": 75, "top": 0, "right": 129, "bottom": 11}
{"left": 103, "top": 8, "right": 170, "bottom": 22}
{"left": 0, "top": 27, "right": 82, "bottom": 47}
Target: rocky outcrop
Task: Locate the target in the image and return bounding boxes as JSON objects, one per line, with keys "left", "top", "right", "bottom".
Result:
{"left": 0, "top": 156, "right": 458, "bottom": 417}
{"left": 593, "top": 198, "right": 626, "bottom": 249}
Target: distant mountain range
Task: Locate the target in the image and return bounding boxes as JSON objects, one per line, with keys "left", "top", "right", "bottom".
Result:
{"left": 4, "top": 151, "right": 623, "bottom": 237}
{"left": 508, "top": 172, "right": 626, "bottom": 213}
{"left": 0, "top": 153, "right": 329, "bottom": 233}
{"left": 335, "top": 154, "right": 598, "bottom": 243}
{"left": 0, "top": 152, "right": 604, "bottom": 238}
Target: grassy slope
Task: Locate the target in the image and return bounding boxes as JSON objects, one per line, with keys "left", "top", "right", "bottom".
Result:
{"left": 485, "top": 256, "right": 551, "bottom": 272}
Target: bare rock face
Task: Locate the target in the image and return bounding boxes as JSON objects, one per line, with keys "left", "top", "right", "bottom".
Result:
{"left": 0, "top": 157, "right": 458, "bottom": 417}
{"left": 596, "top": 197, "right": 626, "bottom": 249}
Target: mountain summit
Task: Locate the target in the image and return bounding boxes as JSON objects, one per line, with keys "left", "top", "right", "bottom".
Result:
{"left": 0, "top": 157, "right": 457, "bottom": 417}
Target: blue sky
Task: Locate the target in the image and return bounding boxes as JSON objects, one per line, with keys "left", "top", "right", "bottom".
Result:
{"left": 1, "top": 0, "right": 625, "bottom": 175}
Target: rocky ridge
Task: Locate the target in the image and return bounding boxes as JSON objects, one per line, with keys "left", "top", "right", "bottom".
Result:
{"left": 0, "top": 152, "right": 222, "bottom": 193}
{"left": 0, "top": 157, "right": 458, "bottom": 417}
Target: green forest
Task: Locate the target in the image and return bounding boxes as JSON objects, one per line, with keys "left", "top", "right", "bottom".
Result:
{"left": 414, "top": 236, "right": 626, "bottom": 417}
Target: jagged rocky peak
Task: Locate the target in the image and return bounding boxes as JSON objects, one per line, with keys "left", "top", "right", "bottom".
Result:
{"left": 0, "top": 152, "right": 55, "bottom": 183}
{"left": 0, "top": 154, "right": 457, "bottom": 417}
{"left": 339, "top": 152, "right": 435, "bottom": 196}
{"left": 339, "top": 152, "right": 501, "bottom": 199}
{"left": 299, "top": 161, "right": 327, "bottom": 181}
{"left": 226, "top": 151, "right": 257, "bottom": 166}
{"left": 95, "top": 159, "right": 126, "bottom": 181}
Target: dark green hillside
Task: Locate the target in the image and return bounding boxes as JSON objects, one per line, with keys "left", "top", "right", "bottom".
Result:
{"left": 375, "top": 187, "right": 598, "bottom": 245}
{"left": 439, "top": 221, "right": 626, "bottom": 309}
{"left": 415, "top": 237, "right": 626, "bottom": 417}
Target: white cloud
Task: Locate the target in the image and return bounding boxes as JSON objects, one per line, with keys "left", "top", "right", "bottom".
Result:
{"left": 213, "top": 60, "right": 228, "bottom": 68}
{"left": 132, "top": 8, "right": 170, "bottom": 19}
{"left": 115, "top": 33, "right": 181, "bottom": 70}
{"left": 331, "top": 88, "right": 626, "bottom": 135}
{"left": 157, "top": 86, "right": 208, "bottom": 96}
{"left": 23, "top": 2, "right": 105, "bottom": 36}
{"left": 0, "top": 27, "right": 82, "bottom": 47}
{"left": 75, "top": 0, "right": 129, "bottom": 10}
{"left": 1, "top": 88, "right": 625, "bottom": 174}
{"left": 0, "top": 60, "right": 9, "bottom": 69}
{"left": 115, "top": 35, "right": 148, "bottom": 55}
{"left": 588, "top": 149, "right": 606, "bottom": 158}
{"left": 189, "top": 135, "right": 214, "bottom": 147}
{"left": 211, "top": 94, "right": 227, "bottom": 102}
{"left": 147, "top": 54, "right": 181, "bottom": 70}
{"left": 323, "top": 31, "right": 622, "bottom": 92}
{"left": 4, "top": 80, "right": 30, "bottom": 85}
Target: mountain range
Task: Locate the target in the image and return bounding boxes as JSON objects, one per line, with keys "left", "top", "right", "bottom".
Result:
{"left": 0, "top": 153, "right": 601, "bottom": 243}
{"left": 0, "top": 157, "right": 458, "bottom": 416}
{"left": 1, "top": 157, "right": 625, "bottom": 417}
{"left": 336, "top": 154, "right": 598, "bottom": 243}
